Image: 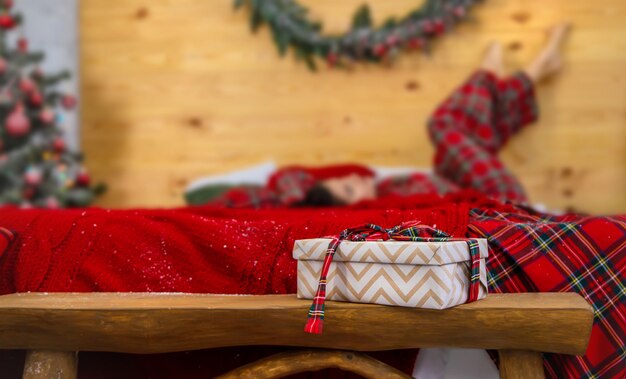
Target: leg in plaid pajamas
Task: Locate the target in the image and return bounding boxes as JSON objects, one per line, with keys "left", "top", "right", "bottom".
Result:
{"left": 427, "top": 70, "right": 537, "bottom": 203}
{"left": 428, "top": 24, "right": 570, "bottom": 203}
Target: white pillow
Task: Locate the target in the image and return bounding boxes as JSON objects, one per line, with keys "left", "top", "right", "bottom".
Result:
{"left": 185, "top": 161, "right": 278, "bottom": 193}
{"left": 371, "top": 165, "right": 432, "bottom": 181}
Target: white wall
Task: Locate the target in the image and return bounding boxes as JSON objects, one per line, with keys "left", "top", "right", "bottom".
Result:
{"left": 12, "top": 0, "right": 79, "bottom": 149}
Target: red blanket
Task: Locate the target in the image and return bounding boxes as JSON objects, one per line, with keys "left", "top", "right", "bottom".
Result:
{"left": 0, "top": 194, "right": 468, "bottom": 295}
{"left": 0, "top": 191, "right": 624, "bottom": 378}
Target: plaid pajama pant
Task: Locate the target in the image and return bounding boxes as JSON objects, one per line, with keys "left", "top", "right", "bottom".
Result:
{"left": 435, "top": 71, "right": 624, "bottom": 378}
{"left": 378, "top": 70, "right": 536, "bottom": 202}
{"left": 428, "top": 70, "right": 536, "bottom": 202}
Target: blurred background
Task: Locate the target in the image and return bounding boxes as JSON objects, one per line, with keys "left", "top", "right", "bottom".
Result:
{"left": 7, "top": 0, "right": 626, "bottom": 213}
{"left": 14, "top": 0, "right": 78, "bottom": 149}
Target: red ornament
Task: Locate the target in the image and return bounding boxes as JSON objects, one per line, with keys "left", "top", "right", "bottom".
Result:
{"left": 39, "top": 108, "right": 55, "bottom": 124}
{"left": 76, "top": 171, "right": 91, "bottom": 187}
{"left": 0, "top": 13, "right": 14, "bottom": 29}
{"left": 29, "top": 91, "right": 43, "bottom": 107}
{"left": 373, "top": 44, "right": 387, "bottom": 58}
{"left": 52, "top": 137, "right": 66, "bottom": 153}
{"left": 45, "top": 196, "right": 60, "bottom": 209}
{"left": 5, "top": 105, "right": 30, "bottom": 137}
{"left": 61, "top": 95, "right": 77, "bottom": 110}
{"left": 19, "top": 78, "right": 36, "bottom": 94}
{"left": 17, "top": 37, "right": 27, "bottom": 52}
{"left": 24, "top": 169, "right": 42, "bottom": 186}
{"left": 22, "top": 187, "right": 35, "bottom": 200}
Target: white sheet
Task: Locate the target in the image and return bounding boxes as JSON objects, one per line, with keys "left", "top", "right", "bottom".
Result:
{"left": 412, "top": 348, "right": 499, "bottom": 379}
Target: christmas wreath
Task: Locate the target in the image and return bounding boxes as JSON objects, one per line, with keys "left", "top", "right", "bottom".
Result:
{"left": 234, "top": 0, "right": 482, "bottom": 69}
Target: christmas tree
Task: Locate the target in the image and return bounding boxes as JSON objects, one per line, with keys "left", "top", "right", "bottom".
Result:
{"left": 0, "top": 0, "right": 103, "bottom": 208}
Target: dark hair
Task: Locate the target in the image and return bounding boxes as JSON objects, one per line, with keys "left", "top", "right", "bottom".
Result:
{"left": 296, "top": 184, "right": 346, "bottom": 207}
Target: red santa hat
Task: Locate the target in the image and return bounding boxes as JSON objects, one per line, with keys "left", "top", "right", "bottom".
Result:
{"left": 267, "top": 164, "right": 375, "bottom": 205}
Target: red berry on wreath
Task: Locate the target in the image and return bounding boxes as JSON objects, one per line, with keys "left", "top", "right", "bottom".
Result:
{"left": 52, "top": 137, "right": 66, "bottom": 153}
{"left": 17, "top": 37, "right": 28, "bottom": 52}
{"left": 326, "top": 52, "right": 338, "bottom": 68}
{"left": 421, "top": 20, "right": 434, "bottom": 34}
{"left": 407, "top": 38, "right": 424, "bottom": 50}
{"left": 386, "top": 34, "right": 399, "bottom": 47}
{"left": 61, "top": 94, "right": 77, "bottom": 110}
{"left": 373, "top": 44, "right": 387, "bottom": 58}
{"left": 0, "top": 13, "right": 14, "bottom": 29}
{"left": 433, "top": 20, "right": 445, "bottom": 35}
{"left": 5, "top": 104, "right": 30, "bottom": 137}
{"left": 453, "top": 6, "right": 466, "bottom": 18}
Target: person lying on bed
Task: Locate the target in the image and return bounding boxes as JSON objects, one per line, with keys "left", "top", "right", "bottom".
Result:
{"left": 209, "top": 24, "right": 568, "bottom": 210}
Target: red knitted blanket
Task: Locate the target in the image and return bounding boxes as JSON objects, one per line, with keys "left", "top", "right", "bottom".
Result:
{"left": 0, "top": 194, "right": 470, "bottom": 295}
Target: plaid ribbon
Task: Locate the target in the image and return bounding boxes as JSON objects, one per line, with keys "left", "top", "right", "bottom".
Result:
{"left": 304, "top": 220, "right": 483, "bottom": 334}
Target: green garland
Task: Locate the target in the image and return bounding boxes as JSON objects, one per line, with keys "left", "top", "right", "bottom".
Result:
{"left": 234, "top": 0, "right": 483, "bottom": 70}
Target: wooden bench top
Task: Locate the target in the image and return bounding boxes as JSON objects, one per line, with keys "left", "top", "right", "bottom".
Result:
{"left": 0, "top": 292, "right": 593, "bottom": 355}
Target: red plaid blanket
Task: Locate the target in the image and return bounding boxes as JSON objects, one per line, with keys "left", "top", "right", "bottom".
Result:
{"left": 469, "top": 207, "right": 626, "bottom": 378}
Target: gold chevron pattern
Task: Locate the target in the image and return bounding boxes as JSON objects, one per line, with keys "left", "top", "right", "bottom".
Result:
{"left": 295, "top": 239, "right": 488, "bottom": 310}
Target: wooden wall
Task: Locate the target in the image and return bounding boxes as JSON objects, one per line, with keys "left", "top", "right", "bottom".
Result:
{"left": 80, "top": 0, "right": 626, "bottom": 213}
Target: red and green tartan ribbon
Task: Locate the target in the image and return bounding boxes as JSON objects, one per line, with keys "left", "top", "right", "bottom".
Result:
{"left": 304, "top": 220, "right": 483, "bottom": 334}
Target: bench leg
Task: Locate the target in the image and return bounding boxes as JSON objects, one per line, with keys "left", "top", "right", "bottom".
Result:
{"left": 498, "top": 350, "right": 544, "bottom": 379}
{"left": 216, "top": 349, "right": 412, "bottom": 379}
{"left": 23, "top": 350, "right": 78, "bottom": 379}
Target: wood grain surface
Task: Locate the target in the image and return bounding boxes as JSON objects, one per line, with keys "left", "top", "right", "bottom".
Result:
{"left": 499, "top": 350, "right": 545, "bottom": 379}
{"left": 216, "top": 349, "right": 412, "bottom": 379}
{"left": 80, "top": 0, "right": 626, "bottom": 213}
{"left": 0, "top": 293, "right": 593, "bottom": 355}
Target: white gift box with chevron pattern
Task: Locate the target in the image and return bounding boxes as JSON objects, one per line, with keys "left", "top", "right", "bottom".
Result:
{"left": 293, "top": 238, "right": 489, "bottom": 309}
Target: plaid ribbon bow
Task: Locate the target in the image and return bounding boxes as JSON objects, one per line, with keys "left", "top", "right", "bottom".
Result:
{"left": 304, "top": 220, "right": 483, "bottom": 334}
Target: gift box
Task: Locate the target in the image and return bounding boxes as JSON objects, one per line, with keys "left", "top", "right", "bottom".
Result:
{"left": 293, "top": 238, "right": 489, "bottom": 310}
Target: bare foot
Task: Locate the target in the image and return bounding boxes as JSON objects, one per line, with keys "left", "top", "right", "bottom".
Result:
{"left": 480, "top": 42, "right": 505, "bottom": 77}
{"left": 524, "top": 23, "right": 571, "bottom": 83}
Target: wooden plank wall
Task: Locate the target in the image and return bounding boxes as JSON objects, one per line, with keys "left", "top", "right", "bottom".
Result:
{"left": 80, "top": 0, "right": 626, "bottom": 213}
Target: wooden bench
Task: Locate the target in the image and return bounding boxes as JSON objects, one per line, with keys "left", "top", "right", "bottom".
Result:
{"left": 0, "top": 292, "right": 593, "bottom": 379}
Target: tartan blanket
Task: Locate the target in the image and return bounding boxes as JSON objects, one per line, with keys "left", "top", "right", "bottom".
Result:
{"left": 468, "top": 208, "right": 625, "bottom": 378}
